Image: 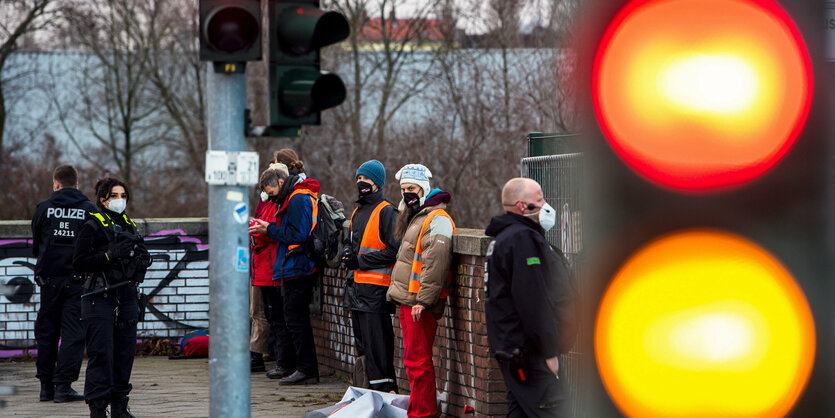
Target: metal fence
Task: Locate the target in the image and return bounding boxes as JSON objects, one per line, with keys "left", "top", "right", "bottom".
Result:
{"left": 521, "top": 153, "right": 583, "bottom": 262}
{"left": 522, "top": 152, "right": 586, "bottom": 417}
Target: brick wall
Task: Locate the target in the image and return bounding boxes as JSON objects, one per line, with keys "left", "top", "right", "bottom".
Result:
{"left": 311, "top": 228, "right": 508, "bottom": 417}
{"left": 0, "top": 219, "right": 211, "bottom": 353}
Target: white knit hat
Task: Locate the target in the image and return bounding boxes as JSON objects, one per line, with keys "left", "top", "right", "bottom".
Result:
{"left": 396, "top": 164, "right": 432, "bottom": 209}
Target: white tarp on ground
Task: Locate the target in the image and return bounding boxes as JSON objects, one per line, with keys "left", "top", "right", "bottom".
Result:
{"left": 303, "top": 387, "right": 411, "bottom": 418}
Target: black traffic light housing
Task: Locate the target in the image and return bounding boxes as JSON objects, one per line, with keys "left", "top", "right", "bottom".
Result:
{"left": 573, "top": 0, "right": 831, "bottom": 416}
{"left": 199, "top": 0, "right": 262, "bottom": 72}
{"left": 268, "top": 0, "right": 349, "bottom": 135}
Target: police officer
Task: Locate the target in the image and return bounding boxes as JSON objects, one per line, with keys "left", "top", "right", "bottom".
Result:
{"left": 73, "top": 177, "right": 150, "bottom": 418}
{"left": 485, "top": 178, "right": 577, "bottom": 417}
{"left": 31, "top": 164, "right": 97, "bottom": 403}
{"left": 341, "top": 160, "right": 400, "bottom": 393}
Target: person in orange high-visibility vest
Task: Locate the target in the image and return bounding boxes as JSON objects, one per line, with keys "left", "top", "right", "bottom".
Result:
{"left": 250, "top": 153, "right": 320, "bottom": 386}
{"left": 341, "top": 160, "right": 401, "bottom": 393}
{"left": 386, "top": 164, "right": 455, "bottom": 418}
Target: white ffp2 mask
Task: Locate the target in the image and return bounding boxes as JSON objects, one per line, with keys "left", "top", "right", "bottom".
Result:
{"left": 107, "top": 198, "right": 126, "bottom": 214}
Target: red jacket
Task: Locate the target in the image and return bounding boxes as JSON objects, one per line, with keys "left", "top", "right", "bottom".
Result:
{"left": 250, "top": 199, "right": 278, "bottom": 286}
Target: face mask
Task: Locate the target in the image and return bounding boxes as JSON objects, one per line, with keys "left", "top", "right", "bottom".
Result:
{"left": 403, "top": 192, "right": 421, "bottom": 209}
{"left": 107, "top": 198, "right": 126, "bottom": 214}
{"left": 260, "top": 191, "right": 269, "bottom": 202}
{"left": 524, "top": 202, "right": 556, "bottom": 231}
{"left": 357, "top": 181, "right": 374, "bottom": 197}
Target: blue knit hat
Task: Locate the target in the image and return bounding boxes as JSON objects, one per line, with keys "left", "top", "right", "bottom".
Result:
{"left": 356, "top": 159, "right": 386, "bottom": 187}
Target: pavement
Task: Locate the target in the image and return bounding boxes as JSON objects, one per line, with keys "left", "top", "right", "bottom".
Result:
{"left": 0, "top": 356, "right": 349, "bottom": 417}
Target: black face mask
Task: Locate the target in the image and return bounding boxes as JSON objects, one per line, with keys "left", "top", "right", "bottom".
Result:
{"left": 357, "top": 181, "right": 374, "bottom": 197}
{"left": 403, "top": 192, "right": 421, "bottom": 210}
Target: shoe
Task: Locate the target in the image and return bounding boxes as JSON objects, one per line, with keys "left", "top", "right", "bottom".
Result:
{"left": 279, "top": 370, "right": 319, "bottom": 385}
{"left": 88, "top": 398, "right": 108, "bottom": 418}
{"left": 53, "top": 383, "right": 84, "bottom": 403}
{"left": 266, "top": 366, "right": 292, "bottom": 379}
{"left": 250, "top": 352, "right": 265, "bottom": 372}
{"left": 39, "top": 381, "right": 54, "bottom": 401}
{"left": 110, "top": 394, "right": 135, "bottom": 418}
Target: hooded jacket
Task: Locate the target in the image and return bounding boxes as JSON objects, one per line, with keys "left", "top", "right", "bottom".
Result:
{"left": 31, "top": 188, "right": 97, "bottom": 278}
{"left": 266, "top": 178, "right": 320, "bottom": 281}
{"left": 250, "top": 199, "right": 278, "bottom": 286}
{"left": 484, "top": 212, "right": 577, "bottom": 358}
{"left": 343, "top": 189, "right": 400, "bottom": 313}
{"left": 386, "top": 189, "right": 455, "bottom": 316}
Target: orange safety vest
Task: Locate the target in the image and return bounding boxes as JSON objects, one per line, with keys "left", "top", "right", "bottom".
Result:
{"left": 286, "top": 188, "right": 318, "bottom": 252}
{"left": 350, "top": 201, "right": 394, "bottom": 287}
{"left": 408, "top": 209, "right": 456, "bottom": 299}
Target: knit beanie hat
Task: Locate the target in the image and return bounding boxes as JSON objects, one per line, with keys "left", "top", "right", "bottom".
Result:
{"left": 356, "top": 159, "right": 386, "bottom": 187}
{"left": 396, "top": 163, "right": 432, "bottom": 197}
{"left": 268, "top": 162, "right": 289, "bottom": 179}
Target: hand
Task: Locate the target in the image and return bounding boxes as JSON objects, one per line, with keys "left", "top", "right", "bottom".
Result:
{"left": 411, "top": 304, "right": 425, "bottom": 322}
{"left": 248, "top": 219, "right": 269, "bottom": 235}
{"left": 107, "top": 241, "right": 132, "bottom": 260}
{"left": 545, "top": 356, "right": 560, "bottom": 380}
{"left": 343, "top": 253, "right": 359, "bottom": 270}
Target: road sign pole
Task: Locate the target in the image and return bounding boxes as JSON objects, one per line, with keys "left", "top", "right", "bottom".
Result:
{"left": 205, "top": 63, "right": 251, "bottom": 418}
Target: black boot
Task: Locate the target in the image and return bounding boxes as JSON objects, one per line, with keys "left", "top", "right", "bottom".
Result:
{"left": 39, "top": 381, "right": 54, "bottom": 401}
{"left": 110, "top": 394, "right": 135, "bottom": 418}
{"left": 88, "top": 398, "right": 108, "bottom": 418}
{"left": 250, "top": 351, "right": 265, "bottom": 372}
{"left": 53, "top": 382, "right": 84, "bottom": 403}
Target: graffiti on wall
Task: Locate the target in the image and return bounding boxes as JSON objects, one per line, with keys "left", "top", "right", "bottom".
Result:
{"left": 0, "top": 230, "right": 209, "bottom": 351}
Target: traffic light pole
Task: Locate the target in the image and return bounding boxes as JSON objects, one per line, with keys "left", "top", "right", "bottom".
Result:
{"left": 206, "top": 64, "right": 251, "bottom": 418}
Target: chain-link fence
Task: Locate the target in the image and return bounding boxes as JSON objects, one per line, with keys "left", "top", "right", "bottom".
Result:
{"left": 522, "top": 152, "right": 586, "bottom": 417}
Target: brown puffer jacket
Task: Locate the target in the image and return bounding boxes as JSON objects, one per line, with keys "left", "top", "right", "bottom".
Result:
{"left": 387, "top": 191, "right": 455, "bottom": 316}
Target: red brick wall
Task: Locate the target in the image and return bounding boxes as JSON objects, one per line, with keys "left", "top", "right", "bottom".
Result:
{"left": 310, "top": 231, "right": 507, "bottom": 416}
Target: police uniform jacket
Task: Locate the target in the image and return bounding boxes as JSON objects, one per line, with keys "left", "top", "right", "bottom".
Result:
{"left": 72, "top": 208, "right": 138, "bottom": 280}
{"left": 343, "top": 189, "right": 400, "bottom": 314}
{"left": 484, "top": 212, "right": 576, "bottom": 359}
{"left": 31, "top": 188, "right": 97, "bottom": 278}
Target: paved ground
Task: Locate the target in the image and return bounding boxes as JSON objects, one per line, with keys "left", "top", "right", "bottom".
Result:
{"left": 0, "top": 356, "right": 349, "bottom": 417}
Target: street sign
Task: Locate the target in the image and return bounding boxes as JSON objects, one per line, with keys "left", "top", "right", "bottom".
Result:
{"left": 205, "top": 150, "right": 260, "bottom": 186}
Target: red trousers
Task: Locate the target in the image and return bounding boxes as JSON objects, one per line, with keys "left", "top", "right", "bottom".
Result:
{"left": 399, "top": 305, "right": 439, "bottom": 418}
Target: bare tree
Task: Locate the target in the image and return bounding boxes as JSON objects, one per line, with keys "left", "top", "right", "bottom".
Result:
{"left": 0, "top": 0, "right": 57, "bottom": 162}
{"left": 53, "top": 0, "right": 171, "bottom": 192}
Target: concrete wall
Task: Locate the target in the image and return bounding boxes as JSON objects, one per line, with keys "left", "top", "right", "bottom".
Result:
{"left": 0, "top": 219, "right": 507, "bottom": 416}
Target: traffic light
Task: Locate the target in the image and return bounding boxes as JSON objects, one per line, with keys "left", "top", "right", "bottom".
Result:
{"left": 267, "top": 0, "right": 349, "bottom": 136}
{"left": 577, "top": 0, "right": 830, "bottom": 416}
{"left": 199, "top": 0, "right": 262, "bottom": 73}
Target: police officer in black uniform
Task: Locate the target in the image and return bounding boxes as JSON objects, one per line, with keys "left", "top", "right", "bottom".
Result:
{"left": 485, "top": 178, "right": 577, "bottom": 417}
{"left": 73, "top": 177, "right": 150, "bottom": 418}
{"left": 31, "top": 164, "right": 97, "bottom": 403}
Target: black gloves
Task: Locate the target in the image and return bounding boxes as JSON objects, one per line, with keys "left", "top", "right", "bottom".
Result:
{"left": 107, "top": 240, "right": 134, "bottom": 260}
{"left": 343, "top": 253, "right": 359, "bottom": 270}
{"left": 341, "top": 246, "right": 359, "bottom": 270}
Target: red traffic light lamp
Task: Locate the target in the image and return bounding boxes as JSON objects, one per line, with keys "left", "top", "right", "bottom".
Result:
{"left": 199, "top": 0, "right": 262, "bottom": 73}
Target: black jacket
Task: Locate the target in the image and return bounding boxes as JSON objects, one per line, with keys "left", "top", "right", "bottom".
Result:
{"left": 31, "top": 188, "right": 97, "bottom": 278}
{"left": 485, "top": 213, "right": 576, "bottom": 358}
{"left": 73, "top": 209, "right": 142, "bottom": 281}
{"left": 342, "top": 190, "right": 400, "bottom": 313}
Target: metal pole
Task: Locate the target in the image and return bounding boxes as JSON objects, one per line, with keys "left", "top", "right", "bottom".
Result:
{"left": 206, "top": 64, "right": 251, "bottom": 418}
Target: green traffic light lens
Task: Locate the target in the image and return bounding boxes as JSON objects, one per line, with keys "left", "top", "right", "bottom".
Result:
{"left": 206, "top": 7, "right": 259, "bottom": 53}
